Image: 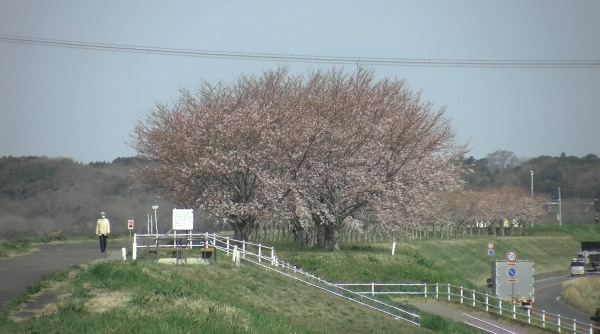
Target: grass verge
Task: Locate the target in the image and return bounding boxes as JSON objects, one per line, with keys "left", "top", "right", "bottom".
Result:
{"left": 0, "top": 258, "right": 486, "bottom": 334}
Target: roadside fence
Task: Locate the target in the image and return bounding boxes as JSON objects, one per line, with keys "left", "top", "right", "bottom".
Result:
{"left": 335, "top": 282, "right": 599, "bottom": 334}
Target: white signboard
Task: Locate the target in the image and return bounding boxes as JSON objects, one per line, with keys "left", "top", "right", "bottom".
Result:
{"left": 172, "top": 209, "right": 194, "bottom": 230}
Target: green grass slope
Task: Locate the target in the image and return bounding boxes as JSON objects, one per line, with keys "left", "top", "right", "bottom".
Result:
{"left": 2, "top": 259, "right": 473, "bottom": 334}
{"left": 276, "top": 225, "right": 600, "bottom": 288}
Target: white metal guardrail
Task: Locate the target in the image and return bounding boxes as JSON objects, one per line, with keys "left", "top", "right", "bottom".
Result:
{"left": 335, "top": 282, "right": 600, "bottom": 334}
{"left": 463, "top": 313, "right": 518, "bottom": 334}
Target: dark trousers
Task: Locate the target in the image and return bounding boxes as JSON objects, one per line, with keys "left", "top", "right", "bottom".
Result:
{"left": 99, "top": 235, "right": 108, "bottom": 252}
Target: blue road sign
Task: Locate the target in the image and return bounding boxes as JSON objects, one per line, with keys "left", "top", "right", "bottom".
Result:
{"left": 508, "top": 268, "right": 517, "bottom": 277}
{"left": 487, "top": 249, "right": 494, "bottom": 256}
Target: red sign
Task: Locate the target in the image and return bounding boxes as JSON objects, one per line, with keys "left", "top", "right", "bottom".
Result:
{"left": 506, "top": 250, "right": 518, "bottom": 262}
{"left": 127, "top": 220, "right": 134, "bottom": 230}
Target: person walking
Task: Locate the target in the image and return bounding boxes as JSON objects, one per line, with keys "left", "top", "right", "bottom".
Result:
{"left": 96, "top": 212, "right": 111, "bottom": 253}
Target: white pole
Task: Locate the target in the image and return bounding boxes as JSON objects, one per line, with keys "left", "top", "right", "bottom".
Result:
{"left": 499, "top": 300, "right": 502, "bottom": 315}
{"left": 150, "top": 215, "right": 153, "bottom": 234}
{"left": 371, "top": 282, "right": 375, "bottom": 296}
{"left": 132, "top": 234, "right": 137, "bottom": 260}
{"left": 559, "top": 187, "right": 562, "bottom": 226}
{"left": 527, "top": 308, "right": 530, "bottom": 324}
{"left": 436, "top": 283, "right": 439, "bottom": 299}
{"left": 472, "top": 291, "right": 475, "bottom": 307}
{"left": 424, "top": 284, "right": 427, "bottom": 298}
{"left": 122, "top": 247, "right": 126, "bottom": 261}
{"left": 227, "top": 237, "right": 230, "bottom": 255}
{"left": 258, "top": 244, "right": 262, "bottom": 263}
{"left": 512, "top": 302, "right": 516, "bottom": 319}
{"left": 447, "top": 283, "right": 451, "bottom": 301}
{"left": 485, "top": 293, "right": 489, "bottom": 312}
{"left": 542, "top": 310, "right": 546, "bottom": 328}
{"left": 147, "top": 215, "right": 150, "bottom": 234}
{"left": 391, "top": 241, "right": 396, "bottom": 255}
{"left": 154, "top": 208, "right": 158, "bottom": 234}
{"left": 460, "top": 286, "right": 463, "bottom": 304}
{"left": 558, "top": 314, "right": 561, "bottom": 333}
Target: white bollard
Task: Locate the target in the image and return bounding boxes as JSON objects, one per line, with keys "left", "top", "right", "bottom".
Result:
{"left": 132, "top": 242, "right": 137, "bottom": 260}
{"left": 391, "top": 241, "right": 396, "bottom": 255}
{"left": 122, "top": 247, "right": 126, "bottom": 261}
{"left": 233, "top": 245, "right": 238, "bottom": 262}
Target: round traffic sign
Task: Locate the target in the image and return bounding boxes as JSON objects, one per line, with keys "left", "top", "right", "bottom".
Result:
{"left": 506, "top": 250, "right": 518, "bottom": 262}
{"left": 508, "top": 268, "right": 517, "bottom": 277}
{"left": 487, "top": 242, "right": 494, "bottom": 249}
{"left": 487, "top": 249, "right": 494, "bottom": 256}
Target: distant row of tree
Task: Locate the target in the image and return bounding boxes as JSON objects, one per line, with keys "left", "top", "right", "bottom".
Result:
{"left": 0, "top": 156, "right": 217, "bottom": 240}
{"left": 463, "top": 150, "right": 600, "bottom": 199}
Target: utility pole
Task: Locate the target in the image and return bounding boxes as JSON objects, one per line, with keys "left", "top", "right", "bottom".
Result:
{"left": 530, "top": 171, "right": 534, "bottom": 197}
{"left": 558, "top": 187, "right": 562, "bottom": 226}
{"left": 152, "top": 204, "right": 159, "bottom": 235}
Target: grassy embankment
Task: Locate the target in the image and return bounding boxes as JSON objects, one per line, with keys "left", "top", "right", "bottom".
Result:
{"left": 276, "top": 224, "right": 600, "bottom": 288}
{"left": 0, "top": 258, "right": 478, "bottom": 334}
{"left": 1, "top": 224, "right": 598, "bottom": 333}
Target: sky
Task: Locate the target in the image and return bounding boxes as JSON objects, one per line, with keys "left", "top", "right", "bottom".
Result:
{"left": 0, "top": 1, "right": 599, "bottom": 164}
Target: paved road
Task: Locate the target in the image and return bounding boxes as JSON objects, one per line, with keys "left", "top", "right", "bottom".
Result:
{"left": 410, "top": 302, "right": 536, "bottom": 334}
{"left": 0, "top": 240, "right": 129, "bottom": 309}
{"left": 534, "top": 273, "right": 597, "bottom": 328}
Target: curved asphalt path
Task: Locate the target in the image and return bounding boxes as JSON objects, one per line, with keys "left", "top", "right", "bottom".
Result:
{"left": 534, "top": 273, "right": 598, "bottom": 328}
{"left": 0, "top": 240, "right": 130, "bottom": 309}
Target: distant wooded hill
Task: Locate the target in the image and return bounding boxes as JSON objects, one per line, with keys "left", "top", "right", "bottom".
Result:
{"left": 463, "top": 151, "right": 600, "bottom": 208}
{"left": 1, "top": 152, "right": 598, "bottom": 240}
{"left": 0, "top": 156, "right": 217, "bottom": 240}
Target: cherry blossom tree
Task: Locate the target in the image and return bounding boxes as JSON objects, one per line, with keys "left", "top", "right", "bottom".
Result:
{"left": 130, "top": 67, "right": 468, "bottom": 249}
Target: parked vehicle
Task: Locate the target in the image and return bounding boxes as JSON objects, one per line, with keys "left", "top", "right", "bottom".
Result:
{"left": 488, "top": 260, "right": 534, "bottom": 309}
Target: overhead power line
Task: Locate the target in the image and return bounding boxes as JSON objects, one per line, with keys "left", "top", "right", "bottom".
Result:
{"left": 1, "top": 34, "right": 599, "bottom": 68}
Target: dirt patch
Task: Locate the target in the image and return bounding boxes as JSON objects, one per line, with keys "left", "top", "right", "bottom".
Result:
{"left": 11, "top": 290, "right": 70, "bottom": 320}
{"left": 85, "top": 290, "right": 131, "bottom": 313}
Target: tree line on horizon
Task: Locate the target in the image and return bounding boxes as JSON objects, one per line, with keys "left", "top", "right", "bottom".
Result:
{"left": 0, "top": 148, "right": 597, "bottom": 242}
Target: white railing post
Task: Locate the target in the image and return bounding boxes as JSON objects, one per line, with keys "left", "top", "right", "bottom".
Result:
{"left": 573, "top": 319, "right": 576, "bottom": 333}
{"left": 132, "top": 234, "right": 137, "bottom": 260}
{"left": 542, "top": 310, "right": 546, "bottom": 328}
{"left": 258, "top": 244, "right": 262, "bottom": 263}
{"left": 122, "top": 247, "right": 126, "bottom": 261}
{"left": 472, "top": 290, "right": 476, "bottom": 307}
{"left": 435, "top": 283, "right": 439, "bottom": 299}
{"left": 512, "top": 302, "right": 516, "bottom": 319}
{"left": 270, "top": 248, "right": 275, "bottom": 265}
{"left": 485, "top": 293, "right": 489, "bottom": 312}
{"left": 527, "top": 308, "right": 531, "bottom": 324}
{"left": 589, "top": 324, "right": 593, "bottom": 334}
{"left": 460, "top": 286, "right": 463, "bottom": 304}
{"left": 242, "top": 241, "right": 246, "bottom": 258}
{"left": 499, "top": 300, "right": 502, "bottom": 315}
{"left": 424, "top": 284, "right": 427, "bottom": 298}
{"left": 558, "top": 314, "right": 561, "bottom": 333}
{"left": 226, "top": 237, "right": 230, "bottom": 255}
{"left": 447, "top": 283, "right": 451, "bottom": 301}
{"left": 371, "top": 282, "right": 375, "bottom": 296}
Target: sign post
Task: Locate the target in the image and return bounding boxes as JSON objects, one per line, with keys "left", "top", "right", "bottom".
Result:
{"left": 152, "top": 205, "right": 159, "bottom": 235}
{"left": 127, "top": 220, "right": 134, "bottom": 236}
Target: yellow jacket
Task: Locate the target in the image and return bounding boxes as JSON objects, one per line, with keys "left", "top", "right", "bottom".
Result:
{"left": 96, "top": 218, "right": 110, "bottom": 236}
